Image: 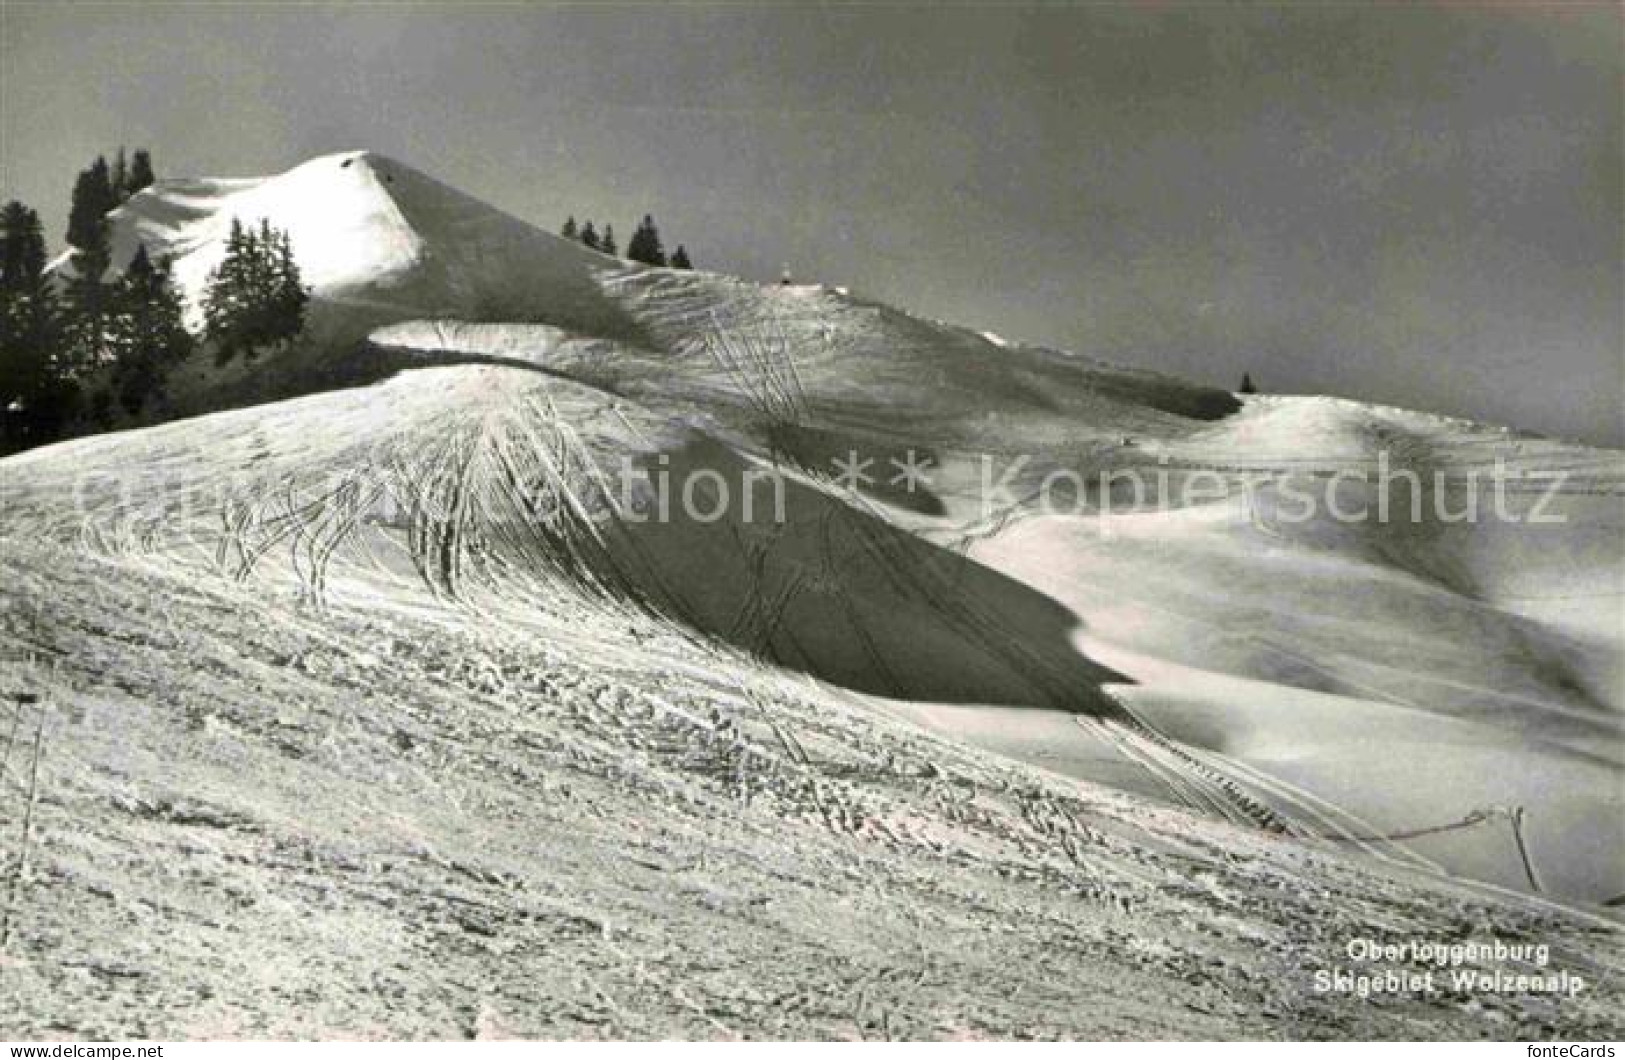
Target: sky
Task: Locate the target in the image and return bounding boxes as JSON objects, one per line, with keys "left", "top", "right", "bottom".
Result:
{"left": 2, "top": 2, "right": 1620, "bottom": 445}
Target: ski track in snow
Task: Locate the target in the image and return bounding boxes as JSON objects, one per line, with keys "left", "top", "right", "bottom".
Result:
{"left": 4, "top": 151, "right": 1623, "bottom": 1038}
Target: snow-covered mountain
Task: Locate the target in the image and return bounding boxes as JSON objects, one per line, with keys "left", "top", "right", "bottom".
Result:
{"left": 6, "top": 151, "right": 1622, "bottom": 1037}
{"left": 53, "top": 150, "right": 636, "bottom": 340}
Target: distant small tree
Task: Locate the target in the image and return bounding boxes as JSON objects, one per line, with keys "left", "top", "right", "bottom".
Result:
{"left": 579, "top": 220, "right": 599, "bottom": 250}
{"left": 670, "top": 245, "right": 692, "bottom": 270}
{"left": 66, "top": 156, "right": 117, "bottom": 251}
{"left": 561, "top": 215, "right": 577, "bottom": 240}
{"left": 1239, "top": 372, "right": 1257, "bottom": 394}
{"left": 600, "top": 223, "right": 617, "bottom": 257}
{"left": 128, "top": 149, "right": 156, "bottom": 196}
{"left": 626, "top": 214, "right": 666, "bottom": 266}
{"left": 111, "top": 148, "right": 129, "bottom": 204}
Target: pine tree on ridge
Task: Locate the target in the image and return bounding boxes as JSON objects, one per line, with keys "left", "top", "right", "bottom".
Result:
{"left": 111, "top": 149, "right": 129, "bottom": 204}
{"left": 627, "top": 214, "right": 666, "bottom": 266}
{"left": 128, "top": 149, "right": 156, "bottom": 196}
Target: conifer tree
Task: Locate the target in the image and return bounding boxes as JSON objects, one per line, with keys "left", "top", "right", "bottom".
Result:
{"left": 579, "top": 221, "right": 599, "bottom": 250}
{"left": 1, "top": 204, "right": 57, "bottom": 380}
{"left": 247, "top": 219, "right": 279, "bottom": 350}
{"left": 67, "top": 157, "right": 116, "bottom": 252}
{"left": 110, "top": 244, "right": 193, "bottom": 414}
{"left": 561, "top": 216, "right": 578, "bottom": 240}
{"left": 670, "top": 245, "right": 692, "bottom": 270}
{"left": 600, "top": 223, "right": 617, "bottom": 257}
{"left": 61, "top": 240, "right": 114, "bottom": 372}
{"left": 94, "top": 156, "right": 118, "bottom": 215}
{"left": 60, "top": 155, "right": 123, "bottom": 372}
{"left": 128, "top": 149, "right": 156, "bottom": 196}
{"left": 626, "top": 214, "right": 666, "bottom": 266}
{"left": 111, "top": 148, "right": 129, "bottom": 203}
{"left": 270, "top": 226, "right": 309, "bottom": 345}
{"left": 1239, "top": 372, "right": 1257, "bottom": 394}
{"left": 1, "top": 200, "right": 70, "bottom": 447}
{"left": 0, "top": 201, "right": 47, "bottom": 288}
{"left": 204, "top": 218, "right": 251, "bottom": 363}
{"left": 627, "top": 218, "right": 647, "bottom": 263}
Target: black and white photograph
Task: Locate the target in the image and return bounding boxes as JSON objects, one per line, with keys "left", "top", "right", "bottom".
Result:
{"left": 0, "top": 0, "right": 1621, "bottom": 1045}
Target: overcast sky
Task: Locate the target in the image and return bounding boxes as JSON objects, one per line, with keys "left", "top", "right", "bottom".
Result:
{"left": 3, "top": 3, "right": 1619, "bottom": 445}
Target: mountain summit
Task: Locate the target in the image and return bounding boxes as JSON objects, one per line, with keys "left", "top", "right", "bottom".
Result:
{"left": 59, "top": 150, "right": 632, "bottom": 338}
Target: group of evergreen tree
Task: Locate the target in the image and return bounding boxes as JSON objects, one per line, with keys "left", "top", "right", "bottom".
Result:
{"left": 61, "top": 147, "right": 160, "bottom": 371}
{"left": 592, "top": 221, "right": 618, "bottom": 255}
{"left": 66, "top": 148, "right": 156, "bottom": 251}
{"left": 3, "top": 147, "right": 164, "bottom": 447}
{"left": 2, "top": 146, "right": 315, "bottom": 452}
{"left": 1, "top": 201, "right": 192, "bottom": 448}
{"left": 562, "top": 216, "right": 618, "bottom": 256}
{"left": 202, "top": 218, "right": 308, "bottom": 365}
{"left": 561, "top": 213, "right": 691, "bottom": 270}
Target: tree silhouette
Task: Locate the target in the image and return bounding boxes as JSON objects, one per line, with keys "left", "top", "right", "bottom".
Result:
{"left": 1239, "top": 372, "right": 1257, "bottom": 394}
{"left": 111, "top": 149, "right": 128, "bottom": 204}
{"left": 66, "top": 157, "right": 116, "bottom": 252}
{"left": 0, "top": 201, "right": 47, "bottom": 289}
{"left": 128, "top": 149, "right": 156, "bottom": 196}
{"left": 626, "top": 214, "right": 667, "bottom": 266}
{"left": 561, "top": 215, "right": 578, "bottom": 240}
{"left": 670, "top": 245, "right": 692, "bottom": 270}
{"left": 110, "top": 244, "right": 193, "bottom": 414}
{"left": 1, "top": 200, "right": 74, "bottom": 448}
{"left": 62, "top": 244, "right": 114, "bottom": 373}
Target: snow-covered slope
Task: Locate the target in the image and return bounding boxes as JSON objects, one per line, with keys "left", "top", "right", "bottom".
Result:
{"left": 7, "top": 152, "right": 1623, "bottom": 1037}
{"left": 52, "top": 150, "right": 638, "bottom": 341}
{"left": 53, "top": 150, "right": 1240, "bottom": 425}
{"left": 972, "top": 397, "right": 1625, "bottom": 900}
{"left": 356, "top": 290, "right": 1625, "bottom": 910}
